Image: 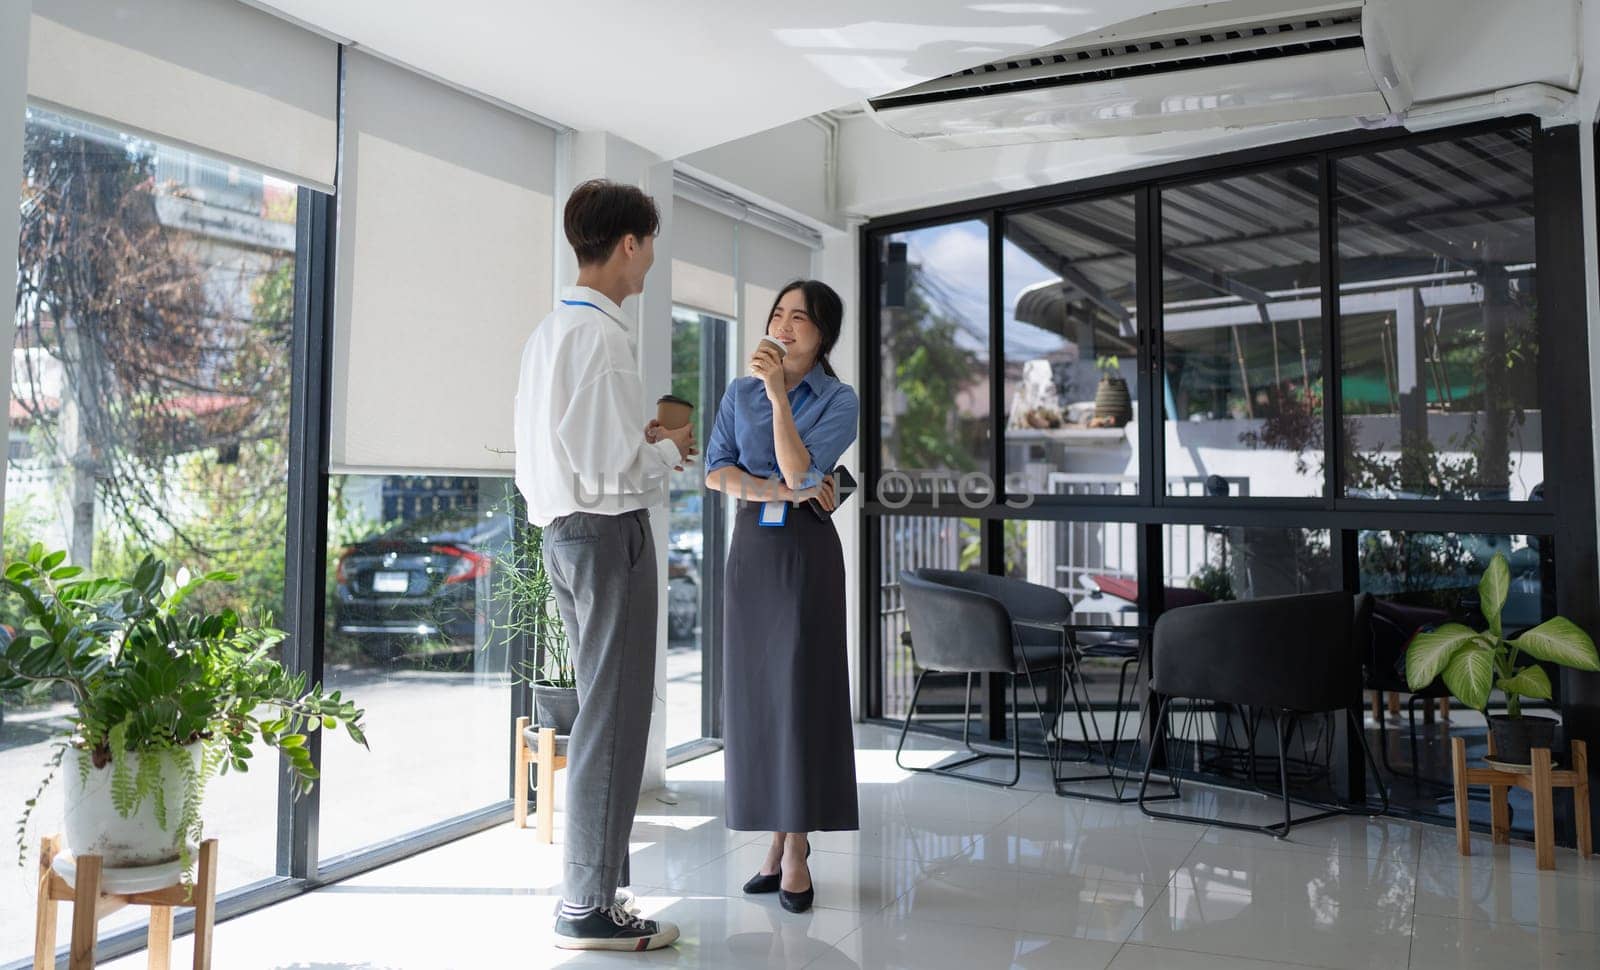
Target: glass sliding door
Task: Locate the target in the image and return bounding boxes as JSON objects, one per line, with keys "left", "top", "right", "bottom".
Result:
{"left": 667, "top": 308, "right": 731, "bottom": 751}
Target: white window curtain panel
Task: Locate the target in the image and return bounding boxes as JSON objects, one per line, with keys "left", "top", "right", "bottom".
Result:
{"left": 27, "top": 0, "right": 338, "bottom": 192}
{"left": 739, "top": 222, "right": 815, "bottom": 352}
{"left": 330, "top": 50, "right": 557, "bottom": 475}
{"left": 671, "top": 199, "right": 739, "bottom": 319}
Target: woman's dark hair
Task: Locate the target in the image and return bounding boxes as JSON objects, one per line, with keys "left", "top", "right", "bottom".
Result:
{"left": 767, "top": 279, "right": 843, "bottom": 377}
{"left": 564, "top": 179, "right": 660, "bottom": 266}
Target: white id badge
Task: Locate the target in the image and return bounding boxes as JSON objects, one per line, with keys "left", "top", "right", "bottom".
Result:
{"left": 759, "top": 501, "right": 788, "bottom": 527}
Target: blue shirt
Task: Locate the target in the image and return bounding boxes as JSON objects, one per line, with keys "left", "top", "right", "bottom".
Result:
{"left": 704, "top": 363, "right": 859, "bottom": 490}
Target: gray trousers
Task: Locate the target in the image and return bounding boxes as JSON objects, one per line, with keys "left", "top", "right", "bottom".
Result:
{"left": 542, "top": 508, "right": 658, "bottom": 908}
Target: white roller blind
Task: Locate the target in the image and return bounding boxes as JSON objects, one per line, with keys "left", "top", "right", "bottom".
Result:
{"left": 671, "top": 200, "right": 738, "bottom": 319}
{"left": 27, "top": 0, "right": 338, "bottom": 191}
{"left": 331, "top": 51, "right": 557, "bottom": 474}
{"left": 739, "top": 223, "right": 815, "bottom": 351}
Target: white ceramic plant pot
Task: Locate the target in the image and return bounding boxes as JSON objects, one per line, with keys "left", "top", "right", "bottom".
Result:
{"left": 63, "top": 743, "right": 203, "bottom": 868}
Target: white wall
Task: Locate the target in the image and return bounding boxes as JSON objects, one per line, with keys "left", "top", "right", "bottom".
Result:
{"left": 815, "top": 225, "right": 863, "bottom": 718}
{"left": 554, "top": 129, "right": 680, "bottom": 791}
{"left": 0, "top": 6, "right": 29, "bottom": 527}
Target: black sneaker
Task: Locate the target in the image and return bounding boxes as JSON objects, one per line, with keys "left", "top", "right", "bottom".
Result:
{"left": 554, "top": 903, "right": 679, "bottom": 951}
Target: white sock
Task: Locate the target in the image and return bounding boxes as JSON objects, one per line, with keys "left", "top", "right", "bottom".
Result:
{"left": 560, "top": 901, "right": 597, "bottom": 919}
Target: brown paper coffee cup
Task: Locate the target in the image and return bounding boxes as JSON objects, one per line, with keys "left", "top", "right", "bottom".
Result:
{"left": 656, "top": 394, "right": 694, "bottom": 430}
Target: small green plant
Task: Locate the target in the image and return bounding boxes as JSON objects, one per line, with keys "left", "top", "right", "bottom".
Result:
{"left": 1405, "top": 552, "right": 1600, "bottom": 714}
{"left": 1188, "top": 563, "right": 1235, "bottom": 602}
{"left": 1096, "top": 355, "right": 1121, "bottom": 375}
{"left": 492, "top": 514, "right": 573, "bottom": 688}
{"left": 0, "top": 545, "right": 367, "bottom": 870}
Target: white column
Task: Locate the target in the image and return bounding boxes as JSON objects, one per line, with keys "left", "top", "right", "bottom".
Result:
{"left": 817, "top": 223, "right": 863, "bottom": 719}
{"left": 0, "top": 7, "right": 29, "bottom": 524}
{"left": 554, "top": 131, "right": 676, "bottom": 790}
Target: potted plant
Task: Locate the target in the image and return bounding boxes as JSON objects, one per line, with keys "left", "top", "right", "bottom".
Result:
{"left": 1092, "top": 355, "right": 1132, "bottom": 428}
{"left": 493, "top": 516, "right": 577, "bottom": 734}
{"left": 0, "top": 545, "right": 367, "bottom": 878}
{"left": 1406, "top": 551, "right": 1600, "bottom": 765}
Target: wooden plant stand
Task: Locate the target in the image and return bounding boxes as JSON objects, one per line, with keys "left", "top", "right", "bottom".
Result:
{"left": 514, "top": 716, "right": 567, "bottom": 844}
{"left": 1451, "top": 736, "right": 1591, "bottom": 870}
{"left": 34, "top": 835, "right": 218, "bottom": 970}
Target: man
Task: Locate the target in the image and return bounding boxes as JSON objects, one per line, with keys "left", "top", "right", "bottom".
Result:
{"left": 514, "top": 179, "right": 694, "bottom": 951}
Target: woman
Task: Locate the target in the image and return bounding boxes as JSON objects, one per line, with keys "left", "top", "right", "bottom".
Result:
{"left": 703, "top": 279, "right": 859, "bottom": 914}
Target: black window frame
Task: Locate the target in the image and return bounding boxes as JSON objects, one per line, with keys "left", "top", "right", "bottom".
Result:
{"left": 858, "top": 117, "right": 1599, "bottom": 843}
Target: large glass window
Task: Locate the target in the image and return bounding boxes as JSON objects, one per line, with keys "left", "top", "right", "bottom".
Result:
{"left": 1336, "top": 130, "right": 1540, "bottom": 501}
{"left": 876, "top": 221, "right": 991, "bottom": 494}
{"left": 3, "top": 107, "right": 298, "bottom": 960}
{"left": 877, "top": 515, "right": 982, "bottom": 720}
{"left": 1161, "top": 165, "right": 1326, "bottom": 498}
{"left": 1004, "top": 197, "right": 1140, "bottom": 497}
{"left": 318, "top": 474, "right": 515, "bottom": 860}
{"left": 1165, "top": 526, "right": 1337, "bottom": 602}
{"left": 666, "top": 308, "right": 731, "bottom": 750}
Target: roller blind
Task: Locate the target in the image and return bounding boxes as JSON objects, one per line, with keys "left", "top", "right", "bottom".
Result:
{"left": 671, "top": 200, "right": 738, "bottom": 319}
{"left": 740, "top": 222, "right": 815, "bottom": 351}
{"left": 27, "top": 0, "right": 338, "bottom": 192}
{"left": 330, "top": 51, "right": 557, "bottom": 474}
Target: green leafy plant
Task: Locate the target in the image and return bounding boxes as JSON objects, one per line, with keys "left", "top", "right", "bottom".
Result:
{"left": 1096, "top": 355, "right": 1121, "bottom": 375}
{"left": 0, "top": 545, "right": 368, "bottom": 869}
{"left": 491, "top": 514, "right": 573, "bottom": 688}
{"left": 1405, "top": 551, "right": 1600, "bottom": 713}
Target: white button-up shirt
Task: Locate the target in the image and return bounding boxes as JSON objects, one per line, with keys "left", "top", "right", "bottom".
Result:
{"left": 514, "top": 286, "right": 680, "bottom": 526}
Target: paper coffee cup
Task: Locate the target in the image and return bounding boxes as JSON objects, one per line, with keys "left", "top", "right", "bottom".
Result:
{"left": 759, "top": 334, "right": 788, "bottom": 359}
{"left": 656, "top": 394, "right": 694, "bottom": 430}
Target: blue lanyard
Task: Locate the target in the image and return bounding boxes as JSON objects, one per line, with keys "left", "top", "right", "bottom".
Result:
{"left": 561, "top": 299, "right": 602, "bottom": 312}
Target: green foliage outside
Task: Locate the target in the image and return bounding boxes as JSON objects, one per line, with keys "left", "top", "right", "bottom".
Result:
{"left": 882, "top": 263, "right": 985, "bottom": 474}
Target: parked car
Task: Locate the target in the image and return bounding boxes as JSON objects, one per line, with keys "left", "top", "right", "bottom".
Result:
{"left": 334, "top": 505, "right": 510, "bottom": 664}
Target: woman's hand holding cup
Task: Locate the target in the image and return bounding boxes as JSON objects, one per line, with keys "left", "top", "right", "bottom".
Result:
{"left": 750, "top": 335, "right": 787, "bottom": 399}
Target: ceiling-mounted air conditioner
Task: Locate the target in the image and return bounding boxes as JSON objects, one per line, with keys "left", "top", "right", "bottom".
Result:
{"left": 866, "top": 0, "right": 1412, "bottom": 149}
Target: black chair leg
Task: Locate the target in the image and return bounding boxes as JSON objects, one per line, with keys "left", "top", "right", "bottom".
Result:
{"left": 1272, "top": 711, "right": 1292, "bottom": 839}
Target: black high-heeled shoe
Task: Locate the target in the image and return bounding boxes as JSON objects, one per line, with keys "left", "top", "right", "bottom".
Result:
{"left": 743, "top": 840, "right": 810, "bottom": 896}
{"left": 779, "top": 838, "right": 814, "bottom": 913}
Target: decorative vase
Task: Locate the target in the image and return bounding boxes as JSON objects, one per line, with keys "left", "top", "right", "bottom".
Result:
{"left": 533, "top": 684, "right": 580, "bottom": 735}
{"left": 1094, "top": 375, "right": 1132, "bottom": 427}
{"left": 1488, "top": 713, "right": 1559, "bottom": 766}
{"left": 63, "top": 743, "right": 202, "bottom": 869}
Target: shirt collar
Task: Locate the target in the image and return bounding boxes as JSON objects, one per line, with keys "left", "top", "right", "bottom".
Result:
{"left": 561, "top": 286, "right": 632, "bottom": 335}
{"left": 798, "top": 360, "right": 833, "bottom": 396}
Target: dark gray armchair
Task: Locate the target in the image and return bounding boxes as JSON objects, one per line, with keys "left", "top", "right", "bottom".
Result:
{"left": 894, "top": 568, "right": 1069, "bottom": 788}
{"left": 1137, "top": 590, "right": 1389, "bottom": 837}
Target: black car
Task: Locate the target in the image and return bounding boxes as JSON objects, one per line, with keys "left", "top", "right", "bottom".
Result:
{"left": 334, "top": 506, "right": 510, "bottom": 663}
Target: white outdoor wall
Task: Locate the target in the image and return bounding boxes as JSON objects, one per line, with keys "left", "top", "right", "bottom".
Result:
{"left": 1578, "top": 0, "right": 1600, "bottom": 598}
{"left": 27, "top": 0, "right": 338, "bottom": 191}
{"left": 0, "top": 5, "right": 30, "bottom": 529}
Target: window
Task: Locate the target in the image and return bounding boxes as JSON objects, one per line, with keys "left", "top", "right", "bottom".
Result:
{"left": 876, "top": 221, "right": 992, "bottom": 494}
{"left": 4, "top": 107, "right": 299, "bottom": 958}
{"left": 1336, "top": 130, "right": 1541, "bottom": 501}
{"left": 876, "top": 515, "right": 982, "bottom": 720}
{"left": 1161, "top": 165, "right": 1326, "bottom": 498}
{"left": 317, "top": 474, "right": 516, "bottom": 861}
{"left": 1004, "top": 197, "right": 1140, "bottom": 497}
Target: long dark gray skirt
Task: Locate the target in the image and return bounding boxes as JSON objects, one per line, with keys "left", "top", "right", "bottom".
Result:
{"left": 723, "top": 501, "right": 859, "bottom": 832}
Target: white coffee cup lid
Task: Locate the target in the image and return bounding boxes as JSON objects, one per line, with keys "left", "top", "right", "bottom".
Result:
{"left": 760, "top": 334, "right": 788, "bottom": 358}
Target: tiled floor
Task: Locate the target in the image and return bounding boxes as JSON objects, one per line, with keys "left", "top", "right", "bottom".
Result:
{"left": 102, "top": 724, "right": 1600, "bottom": 970}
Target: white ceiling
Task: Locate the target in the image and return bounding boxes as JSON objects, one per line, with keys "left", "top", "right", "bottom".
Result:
{"left": 247, "top": 0, "right": 1205, "bottom": 159}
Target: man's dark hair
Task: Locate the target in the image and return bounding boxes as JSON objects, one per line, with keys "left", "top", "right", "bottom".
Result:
{"left": 564, "top": 179, "right": 660, "bottom": 266}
